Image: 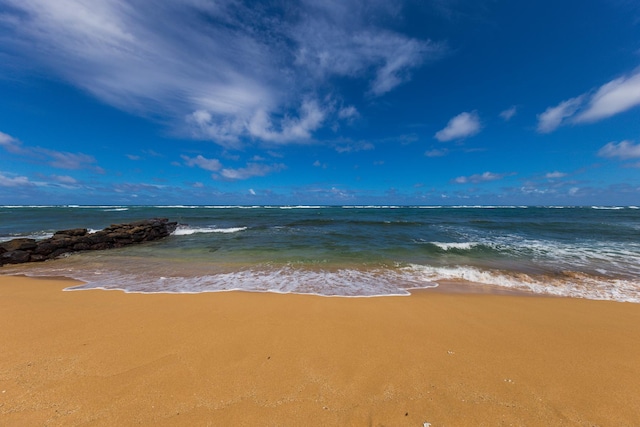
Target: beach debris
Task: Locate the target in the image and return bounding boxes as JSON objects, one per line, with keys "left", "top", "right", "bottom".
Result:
{"left": 0, "top": 218, "right": 177, "bottom": 266}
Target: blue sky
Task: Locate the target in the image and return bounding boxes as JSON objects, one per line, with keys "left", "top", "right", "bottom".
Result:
{"left": 1, "top": 0, "right": 639, "bottom": 205}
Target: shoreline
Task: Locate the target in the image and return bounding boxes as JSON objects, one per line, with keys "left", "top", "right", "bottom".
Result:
{"left": 3, "top": 272, "right": 544, "bottom": 299}
{"left": 5, "top": 274, "right": 544, "bottom": 299}
{"left": 2, "top": 274, "right": 639, "bottom": 425}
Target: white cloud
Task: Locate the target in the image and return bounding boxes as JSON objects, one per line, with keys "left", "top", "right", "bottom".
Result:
{"left": 0, "top": 131, "right": 14, "bottom": 144}
{"left": 425, "top": 148, "right": 448, "bottom": 157}
{"left": 499, "top": 106, "right": 517, "bottom": 121}
{"left": 545, "top": 171, "right": 567, "bottom": 179}
{"left": 50, "top": 175, "right": 78, "bottom": 185}
{"left": 0, "top": 172, "right": 31, "bottom": 187}
{"left": 0, "top": 130, "right": 99, "bottom": 170}
{"left": 247, "top": 100, "right": 326, "bottom": 144}
{"left": 291, "top": 2, "right": 444, "bottom": 98}
{"left": 334, "top": 140, "right": 375, "bottom": 153}
{"left": 435, "top": 111, "right": 482, "bottom": 142}
{"left": 338, "top": 106, "right": 359, "bottom": 121}
{"left": 0, "top": 131, "right": 23, "bottom": 154}
{"left": 536, "top": 96, "right": 583, "bottom": 133}
{"left": 537, "top": 70, "right": 640, "bottom": 133}
{"left": 47, "top": 151, "right": 97, "bottom": 170}
{"left": 1, "top": 0, "right": 445, "bottom": 147}
{"left": 598, "top": 140, "right": 640, "bottom": 159}
{"left": 217, "top": 163, "right": 285, "bottom": 181}
{"left": 453, "top": 171, "right": 509, "bottom": 184}
{"left": 575, "top": 72, "right": 640, "bottom": 123}
{"left": 181, "top": 154, "right": 222, "bottom": 172}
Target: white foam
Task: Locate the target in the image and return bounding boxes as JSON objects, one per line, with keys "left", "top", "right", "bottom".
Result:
{"left": 172, "top": 226, "right": 247, "bottom": 235}
{"left": 5, "top": 258, "right": 639, "bottom": 302}
{"left": 404, "top": 264, "right": 640, "bottom": 303}
{"left": 0, "top": 231, "right": 54, "bottom": 242}
{"left": 57, "top": 265, "right": 438, "bottom": 297}
{"left": 429, "top": 242, "right": 480, "bottom": 251}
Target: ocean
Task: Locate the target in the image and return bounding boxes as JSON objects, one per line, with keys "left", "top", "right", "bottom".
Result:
{"left": 1, "top": 205, "right": 639, "bottom": 302}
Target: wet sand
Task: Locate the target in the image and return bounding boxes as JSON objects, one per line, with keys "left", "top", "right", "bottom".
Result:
{"left": 1, "top": 275, "right": 639, "bottom": 426}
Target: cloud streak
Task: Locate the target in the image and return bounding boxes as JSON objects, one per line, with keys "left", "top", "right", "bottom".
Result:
{"left": 0, "top": 131, "right": 100, "bottom": 171}
{"left": 537, "top": 70, "right": 640, "bottom": 133}
{"left": 453, "top": 171, "right": 512, "bottom": 184}
{"left": 181, "top": 153, "right": 285, "bottom": 181}
{"left": 1, "top": 0, "right": 445, "bottom": 148}
{"left": 0, "top": 171, "right": 31, "bottom": 187}
{"left": 218, "top": 163, "right": 286, "bottom": 181}
{"left": 598, "top": 140, "right": 640, "bottom": 159}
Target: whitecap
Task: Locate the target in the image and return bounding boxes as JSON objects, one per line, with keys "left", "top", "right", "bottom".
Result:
{"left": 172, "top": 226, "right": 247, "bottom": 235}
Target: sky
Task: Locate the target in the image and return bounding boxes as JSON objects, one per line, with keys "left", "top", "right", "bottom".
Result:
{"left": 1, "top": 0, "right": 640, "bottom": 206}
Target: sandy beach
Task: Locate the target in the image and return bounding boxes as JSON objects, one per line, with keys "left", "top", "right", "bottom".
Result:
{"left": 1, "top": 275, "right": 639, "bottom": 426}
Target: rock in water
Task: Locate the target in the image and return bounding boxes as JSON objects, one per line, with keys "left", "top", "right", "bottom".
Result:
{"left": 0, "top": 218, "right": 177, "bottom": 266}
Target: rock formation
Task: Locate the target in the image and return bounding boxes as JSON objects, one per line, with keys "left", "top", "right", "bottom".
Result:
{"left": 0, "top": 218, "right": 177, "bottom": 266}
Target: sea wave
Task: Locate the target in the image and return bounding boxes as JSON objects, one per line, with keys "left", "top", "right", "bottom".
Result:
{"left": 425, "top": 241, "right": 482, "bottom": 251}
{"left": 58, "top": 265, "right": 437, "bottom": 297}
{"left": 3, "top": 253, "right": 639, "bottom": 302}
{"left": 7, "top": 260, "right": 637, "bottom": 303}
{"left": 0, "top": 231, "right": 54, "bottom": 242}
{"left": 404, "top": 264, "right": 640, "bottom": 303}
{"left": 172, "top": 226, "right": 248, "bottom": 235}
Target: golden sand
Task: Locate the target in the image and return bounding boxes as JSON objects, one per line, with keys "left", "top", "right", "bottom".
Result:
{"left": 1, "top": 275, "right": 639, "bottom": 426}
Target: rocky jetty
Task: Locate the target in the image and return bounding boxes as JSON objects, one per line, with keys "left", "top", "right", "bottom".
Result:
{"left": 0, "top": 218, "right": 177, "bottom": 266}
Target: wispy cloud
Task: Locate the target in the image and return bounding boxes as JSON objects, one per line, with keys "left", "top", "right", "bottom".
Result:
{"left": 50, "top": 175, "right": 79, "bottom": 185}
{"left": 181, "top": 154, "right": 222, "bottom": 172}
{"left": 598, "top": 140, "right": 640, "bottom": 159}
{"left": 0, "top": 171, "right": 31, "bottom": 187}
{"left": 47, "top": 151, "right": 98, "bottom": 170}
{"left": 334, "top": 139, "right": 375, "bottom": 153}
{"left": 0, "top": 131, "right": 101, "bottom": 171}
{"left": 545, "top": 171, "right": 568, "bottom": 179}
{"left": 536, "top": 96, "right": 583, "bottom": 133}
{"left": 217, "top": 163, "right": 286, "bottom": 181}
{"left": 0, "top": 131, "right": 22, "bottom": 153}
{"left": 435, "top": 111, "right": 482, "bottom": 142}
{"left": 453, "top": 171, "right": 512, "bottom": 184}
{"left": 537, "top": 70, "right": 640, "bottom": 133}
{"left": 575, "top": 72, "right": 640, "bottom": 123}
{"left": 1, "top": 0, "right": 445, "bottom": 148}
{"left": 425, "top": 148, "right": 448, "bottom": 157}
{"left": 180, "top": 152, "right": 285, "bottom": 181}
{"left": 499, "top": 106, "right": 517, "bottom": 121}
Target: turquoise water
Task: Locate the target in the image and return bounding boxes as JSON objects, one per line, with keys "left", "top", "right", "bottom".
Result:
{"left": 1, "top": 205, "right": 639, "bottom": 301}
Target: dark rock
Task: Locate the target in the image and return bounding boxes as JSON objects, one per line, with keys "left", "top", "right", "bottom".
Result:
{"left": 1, "top": 238, "right": 37, "bottom": 252}
{"left": 53, "top": 228, "right": 88, "bottom": 237}
{"left": 1, "top": 250, "right": 31, "bottom": 264}
{"left": 34, "top": 241, "right": 58, "bottom": 256}
{"left": 49, "top": 248, "right": 71, "bottom": 259}
{"left": 0, "top": 218, "right": 177, "bottom": 267}
{"left": 73, "top": 243, "right": 90, "bottom": 251}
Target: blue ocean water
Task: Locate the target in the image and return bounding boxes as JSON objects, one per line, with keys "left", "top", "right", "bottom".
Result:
{"left": 1, "top": 205, "right": 639, "bottom": 302}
